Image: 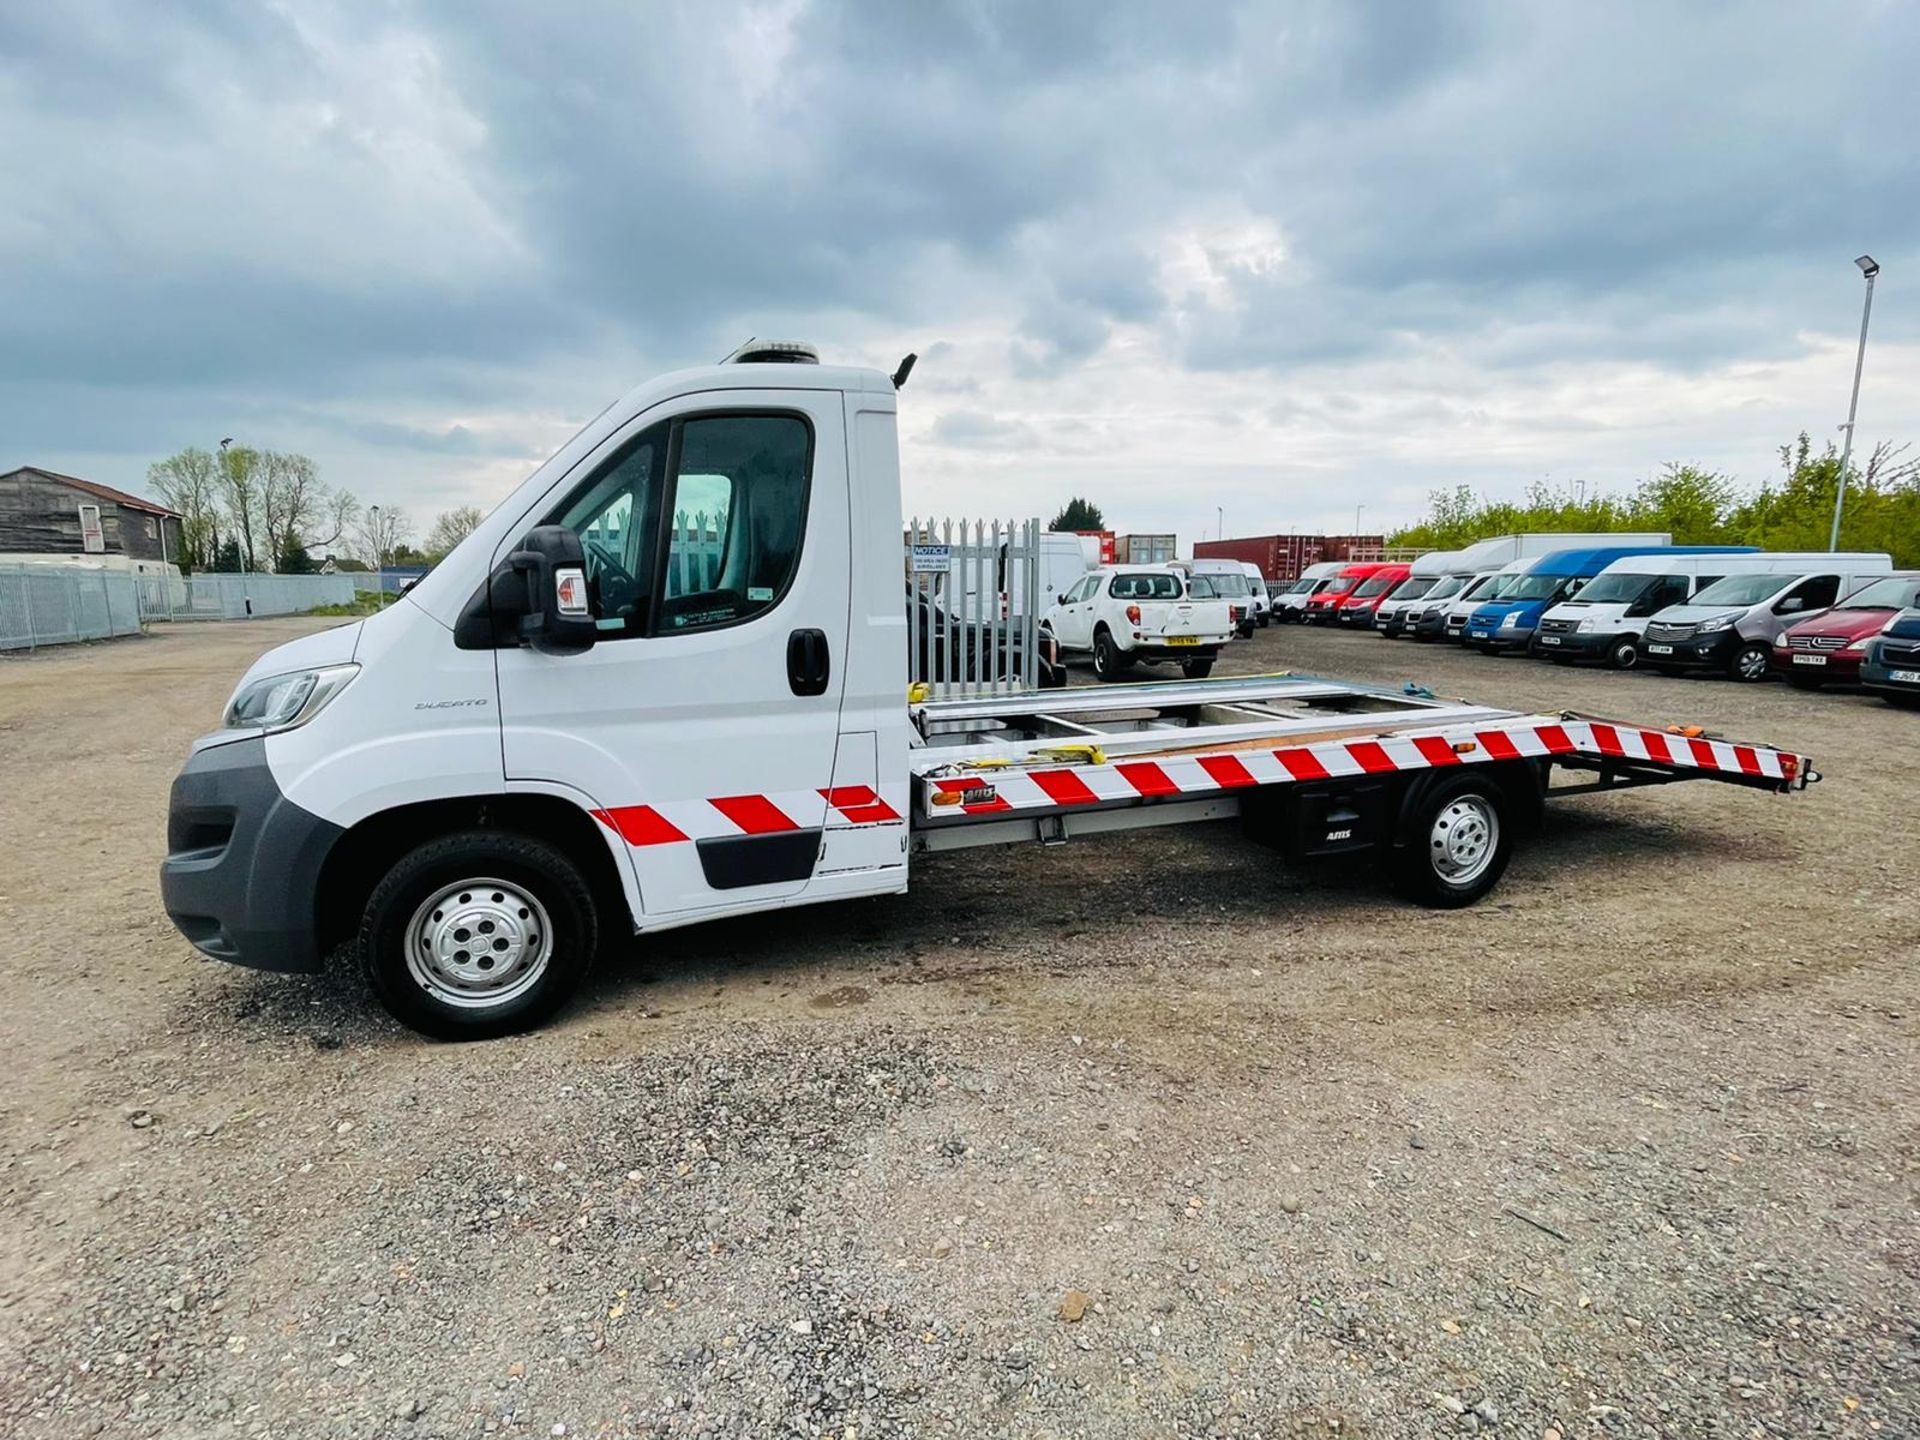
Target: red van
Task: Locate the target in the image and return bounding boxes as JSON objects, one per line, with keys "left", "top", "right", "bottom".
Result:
{"left": 1332, "top": 563, "right": 1413, "bottom": 628}
{"left": 1304, "top": 562, "right": 1393, "bottom": 625}
{"left": 1770, "top": 573, "right": 1920, "bottom": 687}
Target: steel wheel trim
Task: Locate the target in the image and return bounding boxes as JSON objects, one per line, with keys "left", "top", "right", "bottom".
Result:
{"left": 1428, "top": 796, "right": 1499, "bottom": 885}
{"left": 405, "top": 877, "right": 554, "bottom": 1010}
{"left": 1735, "top": 646, "right": 1768, "bottom": 681}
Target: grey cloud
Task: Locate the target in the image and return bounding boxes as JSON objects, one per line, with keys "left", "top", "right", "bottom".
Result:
{"left": 1, "top": 0, "right": 1916, "bottom": 509}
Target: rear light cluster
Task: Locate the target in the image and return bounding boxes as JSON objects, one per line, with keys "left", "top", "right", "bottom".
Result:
{"left": 1125, "top": 604, "right": 1142, "bottom": 625}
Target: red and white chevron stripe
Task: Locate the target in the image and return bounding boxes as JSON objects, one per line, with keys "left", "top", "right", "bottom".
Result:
{"left": 592, "top": 785, "right": 905, "bottom": 848}
{"left": 920, "top": 719, "right": 1804, "bottom": 819}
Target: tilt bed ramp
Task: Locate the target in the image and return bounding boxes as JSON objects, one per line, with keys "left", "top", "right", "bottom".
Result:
{"left": 906, "top": 672, "right": 1815, "bottom": 906}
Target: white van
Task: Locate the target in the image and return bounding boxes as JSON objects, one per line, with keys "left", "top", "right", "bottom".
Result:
{"left": 1238, "top": 561, "right": 1273, "bottom": 626}
{"left": 1533, "top": 554, "right": 1759, "bottom": 669}
{"left": 1182, "top": 558, "right": 1260, "bottom": 637}
{"left": 1374, "top": 550, "right": 1461, "bottom": 638}
{"left": 1270, "top": 561, "right": 1343, "bottom": 622}
{"left": 1440, "top": 559, "right": 1541, "bottom": 643}
{"left": 1642, "top": 553, "right": 1895, "bottom": 681}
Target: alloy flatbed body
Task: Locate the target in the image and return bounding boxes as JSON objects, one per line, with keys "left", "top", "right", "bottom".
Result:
{"left": 906, "top": 672, "right": 1809, "bottom": 850}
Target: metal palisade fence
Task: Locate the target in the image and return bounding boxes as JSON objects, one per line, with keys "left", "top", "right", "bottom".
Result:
{"left": 0, "top": 565, "right": 355, "bottom": 652}
{"left": 905, "top": 517, "right": 1042, "bottom": 700}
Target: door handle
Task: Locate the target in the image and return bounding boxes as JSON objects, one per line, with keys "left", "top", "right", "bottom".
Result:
{"left": 788, "top": 628, "right": 830, "bottom": 697}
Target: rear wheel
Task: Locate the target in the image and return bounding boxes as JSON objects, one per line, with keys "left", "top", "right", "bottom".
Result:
{"left": 360, "top": 830, "right": 598, "bottom": 1040}
{"left": 1394, "top": 775, "right": 1512, "bottom": 908}
{"left": 1730, "top": 642, "right": 1771, "bottom": 683}
{"left": 1180, "top": 657, "right": 1214, "bottom": 679}
{"left": 1092, "top": 627, "right": 1130, "bottom": 682}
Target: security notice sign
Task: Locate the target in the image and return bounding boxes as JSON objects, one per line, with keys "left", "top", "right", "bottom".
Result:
{"left": 909, "top": 544, "right": 951, "bottom": 573}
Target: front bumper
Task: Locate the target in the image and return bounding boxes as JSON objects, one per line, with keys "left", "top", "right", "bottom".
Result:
{"left": 1333, "top": 606, "right": 1375, "bottom": 628}
{"left": 1641, "top": 629, "right": 1739, "bottom": 670}
{"left": 1465, "top": 623, "right": 1535, "bottom": 651}
{"left": 1860, "top": 652, "right": 1920, "bottom": 695}
{"left": 1530, "top": 629, "right": 1615, "bottom": 660}
{"left": 160, "top": 736, "right": 343, "bottom": 973}
{"left": 1769, "top": 649, "right": 1863, "bottom": 682}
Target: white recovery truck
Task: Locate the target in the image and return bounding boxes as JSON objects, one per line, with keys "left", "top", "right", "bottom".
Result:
{"left": 162, "top": 347, "right": 1820, "bottom": 1038}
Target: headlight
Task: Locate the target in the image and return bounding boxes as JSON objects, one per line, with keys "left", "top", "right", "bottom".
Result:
{"left": 1844, "top": 636, "right": 1870, "bottom": 652}
{"left": 1576, "top": 618, "right": 1595, "bottom": 634}
{"left": 1696, "top": 615, "right": 1736, "bottom": 634}
{"left": 1500, "top": 612, "right": 1519, "bottom": 630}
{"left": 224, "top": 664, "right": 359, "bottom": 732}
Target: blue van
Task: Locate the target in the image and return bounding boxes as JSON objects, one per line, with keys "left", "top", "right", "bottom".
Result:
{"left": 1465, "top": 545, "right": 1757, "bottom": 654}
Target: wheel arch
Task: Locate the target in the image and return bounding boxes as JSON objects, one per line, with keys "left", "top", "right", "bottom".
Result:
{"left": 314, "top": 792, "right": 633, "bottom": 959}
{"left": 1389, "top": 758, "right": 1545, "bottom": 849}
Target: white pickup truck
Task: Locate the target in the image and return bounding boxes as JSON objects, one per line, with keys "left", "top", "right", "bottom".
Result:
{"left": 1042, "top": 565, "right": 1235, "bottom": 680}
{"left": 160, "top": 345, "right": 1819, "bottom": 1040}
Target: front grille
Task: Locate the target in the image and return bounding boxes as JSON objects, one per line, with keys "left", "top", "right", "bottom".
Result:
{"left": 1788, "top": 634, "right": 1846, "bottom": 651}
{"left": 1538, "top": 617, "right": 1578, "bottom": 636}
{"left": 1882, "top": 642, "right": 1920, "bottom": 665}
{"left": 1646, "top": 621, "right": 1698, "bottom": 643}
{"left": 1445, "top": 614, "right": 1467, "bottom": 630}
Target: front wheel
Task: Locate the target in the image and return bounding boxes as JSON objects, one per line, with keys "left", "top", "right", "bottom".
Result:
{"left": 1606, "top": 636, "right": 1640, "bottom": 670}
{"left": 360, "top": 830, "right": 598, "bottom": 1040}
{"left": 1393, "top": 775, "right": 1513, "bottom": 908}
{"left": 1730, "top": 642, "right": 1771, "bottom": 683}
{"left": 1180, "top": 657, "right": 1214, "bottom": 679}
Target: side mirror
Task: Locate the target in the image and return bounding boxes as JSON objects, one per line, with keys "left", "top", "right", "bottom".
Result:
{"left": 1056, "top": 592, "right": 1069, "bottom": 605}
{"left": 507, "top": 525, "right": 598, "bottom": 655}
{"left": 1777, "top": 596, "right": 1806, "bottom": 614}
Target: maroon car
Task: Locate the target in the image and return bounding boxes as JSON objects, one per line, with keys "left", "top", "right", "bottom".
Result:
{"left": 1771, "top": 573, "right": 1920, "bottom": 687}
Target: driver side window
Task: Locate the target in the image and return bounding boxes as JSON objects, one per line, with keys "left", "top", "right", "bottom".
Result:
{"left": 1779, "top": 574, "right": 1840, "bottom": 612}
{"left": 543, "top": 411, "right": 812, "bottom": 640}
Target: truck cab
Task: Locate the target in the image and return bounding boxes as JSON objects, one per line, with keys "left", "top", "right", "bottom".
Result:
{"left": 163, "top": 350, "right": 917, "bottom": 1037}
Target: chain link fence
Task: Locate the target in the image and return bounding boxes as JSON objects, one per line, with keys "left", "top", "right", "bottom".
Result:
{"left": 1, "top": 565, "right": 355, "bottom": 652}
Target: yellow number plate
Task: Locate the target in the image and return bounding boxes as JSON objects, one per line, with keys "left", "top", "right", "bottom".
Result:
{"left": 1166, "top": 635, "right": 1200, "bottom": 646}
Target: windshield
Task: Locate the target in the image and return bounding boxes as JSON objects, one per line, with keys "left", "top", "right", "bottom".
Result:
{"left": 1286, "top": 576, "right": 1320, "bottom": 594}
{"left": 1110, "top": 571, "right": 1183, "bottom": 600}
{"left": 1691, "top": 572, "right": 1788, "bottom": 607}
{"left": 1354, "top": 575, "right": 1399, "bottom": 598}
{"left": 1460, "top": 573, "right": 1501, "bottom": 601}
{"left": 1322, "top": 575, "right": 1360, "bottom": 595}
{"left": 1572, "top": 571, "right": 1657, "bottom": 605}
{"left": 1500, "top": 571, "right": 1576, "bottom": 602}
{"left": 1386, "top": 576, "right": 1436, "bottom": 601}
{"left": 1836, "top": 576, "right": 1920, "bottom": 609}
{"left": 1423, "top": 574, "right": 1468, "bottom": 601}
{"left": 1196, "top": 570, "right": 1250, "bottom": 596}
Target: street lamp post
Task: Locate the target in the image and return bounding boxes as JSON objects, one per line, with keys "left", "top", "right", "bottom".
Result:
{"left": 1216, "top": 506, "right": 1224, "bottom": 542}
{"left": 1829, "top": 255, "right": 1879, "bottom": 552}
{"left": 1354, "top": 504, "right": 1365, "bottom": 536}
{"left": 220, "top": 437, "right": 251, "bottom": 614}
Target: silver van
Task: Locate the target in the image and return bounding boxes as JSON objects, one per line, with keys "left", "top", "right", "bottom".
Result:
{"left": 1643, "top": 554, "right": 1893, "bottom": 681}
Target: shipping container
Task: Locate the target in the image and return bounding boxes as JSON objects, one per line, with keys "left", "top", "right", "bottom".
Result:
{"left": 1193, "top": 534, "right": 1387, "bottom": 582}
{"left": 1115, "top": 533, "right": 1177, "bottom": 564}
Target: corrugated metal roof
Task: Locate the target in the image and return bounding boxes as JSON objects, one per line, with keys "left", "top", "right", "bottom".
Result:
{"left": 1, "top": 466, "right": 182, "bottom": 518}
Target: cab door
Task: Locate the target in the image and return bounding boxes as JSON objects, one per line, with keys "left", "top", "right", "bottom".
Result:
{"left": 494, "top": 390, "right": 850, "bottom": 919}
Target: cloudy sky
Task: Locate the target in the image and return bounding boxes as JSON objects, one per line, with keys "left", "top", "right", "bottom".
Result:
{"left": 4, "top": 1, "right": 1917, "bottom": 547}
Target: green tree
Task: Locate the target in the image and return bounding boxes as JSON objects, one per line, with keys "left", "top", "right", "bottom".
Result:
{"left": 276, "top": 537, "right": 316, "bottom": 574}
{"left": 1049, "top": 497, "right": 1105, "bottom": 531}
{"left": 146, "top": 446, "right": 220, "bottom": 571}
{"left": 424, "top": 504, "right": 487, "bottom": 561}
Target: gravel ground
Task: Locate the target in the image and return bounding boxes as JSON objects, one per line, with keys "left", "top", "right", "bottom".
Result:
{"left": 1, "top": 616, "right": 1914, "bottom": 1439}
